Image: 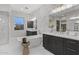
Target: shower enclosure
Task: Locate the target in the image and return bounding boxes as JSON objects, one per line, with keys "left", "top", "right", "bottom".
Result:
{"left": 0, "top": 12, "right": 9, "bottom": 45}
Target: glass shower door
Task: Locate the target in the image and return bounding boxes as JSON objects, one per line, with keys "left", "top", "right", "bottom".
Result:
{"left": 0, "top": 15, "right": 9, "bottom": 45}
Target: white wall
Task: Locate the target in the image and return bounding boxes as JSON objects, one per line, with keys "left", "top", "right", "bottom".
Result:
{"left": 0, "top": 5, "right": 10, "bottom": 12}
{"left": 9, "top": 10, "right": 28, "bottom": 37}
{"left": 28, "top": 5, "right": 57, "bottom": 33}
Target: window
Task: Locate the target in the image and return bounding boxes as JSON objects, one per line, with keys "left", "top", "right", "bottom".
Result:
{"left": 14, "top": 16, "right": 24, "bottom": 30}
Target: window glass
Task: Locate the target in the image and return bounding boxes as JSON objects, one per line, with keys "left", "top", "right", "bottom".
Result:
{"left": 14, "top": 16, "right": 24, "bottom": 30}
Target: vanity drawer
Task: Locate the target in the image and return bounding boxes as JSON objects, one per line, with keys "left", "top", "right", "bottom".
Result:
{"left": 65, "top": 39, "right": 79, "bottom": 44}
{"left": 64, "top": 48, "right": 78, "bottom": 55}
{"left": 65, "top": 42, "right": 78, "bottom": 50}
{"left": 64, "top": 39, "right": 79, "bottom": 54}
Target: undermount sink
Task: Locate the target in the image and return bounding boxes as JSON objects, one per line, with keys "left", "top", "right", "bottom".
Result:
{"left": 68, "top": 32, "right": 78, "bottom": 36}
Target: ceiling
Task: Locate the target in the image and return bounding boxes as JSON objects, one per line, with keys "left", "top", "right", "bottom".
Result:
{"left": 0, "top": 4, "right": 63, "bottom": 14}
{"left": 10, "top": 4, "right": 43, "bottom": 13}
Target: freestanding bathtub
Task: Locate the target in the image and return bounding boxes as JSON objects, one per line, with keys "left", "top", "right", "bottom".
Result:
{"left": 17, "top": 35, "right": 43, "bottom": 48}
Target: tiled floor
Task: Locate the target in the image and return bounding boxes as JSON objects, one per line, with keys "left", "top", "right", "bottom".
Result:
{"left": 0, "top": 37, "right": 53, "bottom": 55}
{"left": 30, "top": 45, "right": 53, "bottom": 55}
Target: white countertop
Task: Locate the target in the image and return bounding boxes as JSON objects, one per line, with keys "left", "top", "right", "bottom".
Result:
{"left": 43, "top": 32, "right": 79, "bottom": 40}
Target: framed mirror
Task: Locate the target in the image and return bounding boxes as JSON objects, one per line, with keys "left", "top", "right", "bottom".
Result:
{"left": 56, "top": 20, "right": 67, "bottom": 32}
{"left": 27, "top": 17, "right": 37, "bottom": 29}
{"left": 27, "top": 21, "right": 34, "bottom": 28}
{"left": 74, "top": 20, "right": 79, "bottom": 31}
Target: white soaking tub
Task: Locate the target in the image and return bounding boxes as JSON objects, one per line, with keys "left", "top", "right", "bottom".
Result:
{"left": 17, "top": 35, "right": 43, "bottom": 48}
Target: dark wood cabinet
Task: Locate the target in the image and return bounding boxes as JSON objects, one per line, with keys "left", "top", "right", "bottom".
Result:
{"left": 43, "top": 34, "right": 54, "bottom": 52}
{"left": 43, "top": 34, "right": 79, "bottom": 55}
{"left": 54, "top": 37, "right": 64, "bottom": 55}
{"left": 26, "top": 31, "right": 37, "bottom": 36}
{"left": 43, "top": 34, "right": 64, "bottom": 55}
{"left": 63, "top": 39, "right": 79, "bottom": 55}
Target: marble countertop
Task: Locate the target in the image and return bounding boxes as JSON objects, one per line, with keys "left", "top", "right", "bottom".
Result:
{"left": 43, "top": 32, "right": 79, "bottom": 40}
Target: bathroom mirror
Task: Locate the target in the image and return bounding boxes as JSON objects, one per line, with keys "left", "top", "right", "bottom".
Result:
{"left": 27, "top": 17, "right": 37, "bottom": 29}
{"left": 68, "top": 18, "right": 79, "bottom": 31}
{"left": 56, "top": 20, "right": 67, "bottom": 32}
{"left": 48, "top": 17, "right": 56, "bottom": 32}
{"left": 49, "top": 19, "right": 54, "bottom": 28}
{"left": 27, "top": 21, "right": 34, "bottom": 28}
{"left": 56, "top": 20, "right": 60, "bottom": 31}
{"left": 61, "top": 20, "right": 66, "bottom": 32}
{"left": 74, "top": 20, "right": 79, "bottom": 31}
{"left": 14, "top": 16, "right": 25, "bottom": 30}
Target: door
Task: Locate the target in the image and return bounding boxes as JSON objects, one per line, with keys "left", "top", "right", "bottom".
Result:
{"left": 0, "top": 14, "right": 9, "bottom": 45}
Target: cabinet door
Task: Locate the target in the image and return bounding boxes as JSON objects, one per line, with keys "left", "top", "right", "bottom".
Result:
{"left": 43, "top": 34, "right": 48, "bottom": 49}
{"left": 43, "top": 34, "right": 56, "bottom": 54}
{"left": 48, "top": 35, "right": 56, "bottom": 54}
{"left": 64, "top": 48, "right": 77, "bottom": 55}
{"left": 54, "top": 37, "right": 64, "bottom": 55}
{"left": 63, "top": 39, "right": 79, "bottom": 55}
{"left": 43, "top": 34, "right": 64, "bottom": 55}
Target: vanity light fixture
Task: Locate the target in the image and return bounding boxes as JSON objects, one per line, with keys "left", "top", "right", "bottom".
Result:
{"left": 51, "top": 4, "right": 77, "bottom": 13}
{"left": 70, "top": 16, "right": 79, "bottom": 20}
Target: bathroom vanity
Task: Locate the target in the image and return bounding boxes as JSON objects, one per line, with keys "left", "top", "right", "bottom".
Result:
{"left": 26, "top": 31, "right": 37, "bottom": 36}
{"left": 43, "top": 33, "right": 79, "bottom": 55}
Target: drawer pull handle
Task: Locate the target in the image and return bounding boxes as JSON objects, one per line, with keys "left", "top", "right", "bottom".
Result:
{"left": 67, "top": 48, "right": 76, "bottom": 52}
